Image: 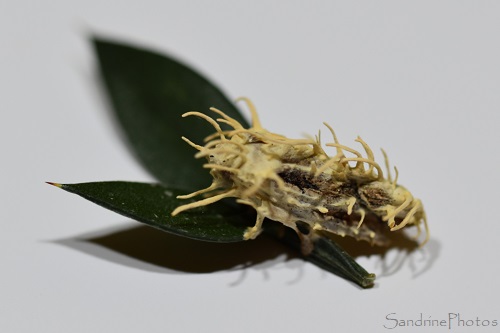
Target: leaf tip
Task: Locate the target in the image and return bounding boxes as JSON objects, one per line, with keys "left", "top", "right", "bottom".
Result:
{"left": 46, "top": 181, "right": 63, "bottom": 188}
{"left": 361, "top": 273, "right": 377, "bottom": 288}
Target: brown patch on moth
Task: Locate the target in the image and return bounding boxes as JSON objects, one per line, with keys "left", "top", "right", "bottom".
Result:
{"left": 278, "top": 168, "right": 320, "bottom": 192}
{"left": 171, "top": 98, "right": 429, "bottom": 254}
{"left": 360, "top": 187, "right": 393, "bottom": 207}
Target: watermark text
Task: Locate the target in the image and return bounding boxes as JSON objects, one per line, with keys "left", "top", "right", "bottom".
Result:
{"left": 383, "top": 313, "right": 498, "bottom": 330}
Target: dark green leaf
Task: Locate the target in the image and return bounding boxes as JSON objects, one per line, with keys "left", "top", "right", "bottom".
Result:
{"left": 50, "top": 181, "right": 248, "bottom": 242}
{"left": 265, "top": 225, "right": 375, "bottom": 288}
{"left": 50, "top": 180, "right": 374, "bottom": 286}
{"left": 307, "top": 238, "right": 375, "bottom": 288}
{"left": 94, "top": 38, "right": 249, "bottom": 191}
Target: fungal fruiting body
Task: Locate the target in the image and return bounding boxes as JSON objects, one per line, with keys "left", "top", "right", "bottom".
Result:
{"left": 171, "top": 98, "right": 429, "bottom": 253}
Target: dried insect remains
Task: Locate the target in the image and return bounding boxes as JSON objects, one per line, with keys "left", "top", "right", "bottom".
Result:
{"left": 171, "top": 98, "right": 429, "bottom": 253}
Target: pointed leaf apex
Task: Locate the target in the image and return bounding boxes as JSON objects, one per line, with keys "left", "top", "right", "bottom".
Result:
{"left": 46, "top": 182, "right": 62, "bottom": 188}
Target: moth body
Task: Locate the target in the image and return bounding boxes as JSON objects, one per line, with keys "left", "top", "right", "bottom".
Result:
{"left": 171, "top": 99, "right": 428, "bottom": 253}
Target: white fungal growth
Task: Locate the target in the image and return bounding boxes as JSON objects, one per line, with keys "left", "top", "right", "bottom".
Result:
{"left": 171, "top": 98, "right": 429, "bottom": 253}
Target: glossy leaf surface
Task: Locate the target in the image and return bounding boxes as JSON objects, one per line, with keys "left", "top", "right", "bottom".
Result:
{"left": 54, "top": 181, "right": 248, "bottom": 242}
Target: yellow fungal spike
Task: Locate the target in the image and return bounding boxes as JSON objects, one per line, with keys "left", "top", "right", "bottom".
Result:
{"left": 176, "top": 182, "right": 219, "bottom": 199}
{"left": 393, "top": 166, "right": 399, "bottom": 187}
{"left": 309, "top": 160, "right": 318, "bottom": 177}
{"left": 236, "top": 97, "right": 262, "bottom": 130}
{"left": 181, "top": 136, "right": 204, "bottom": 151}
{"left": 325, "top": 143, "right": 363, "bottom": 158}
{"left": 381, "top": 148, "right": 392, "bottom": 183}
{"left": 209, "top": 107, "right": 244, "bottom": 130}
{"left": 356, "top": 209, "right": 366, "bottom": 229}
{"left": 202, "top": 164, "right": 240, "bottom": 173}
{"left": 341, "top": 157, "right": 384, "bottom": 180}
{"left": 314, "top": 156, "right": 342, "bottom": 177}
{"left": 346, "top": 197, "right": 356, "bottom": 215}
{"left": 420, "top": 211, "right": 430, "bottom": 247}
{"left": 384, "top": 194, "right": 412, "bottom": 228}
{"left": 183, "top": 111, "right": 226, "bottom": 140}
{"left": 391, "top": 199, "right": 420, "bottom": 231}
{"left": 323, "top": 122, "right": 344, "bottom": 158}
{"left": 171, "top": 189, "right": 237, "bottom": 216}
{"left": 243, "top": 212, "right": 265, "bottom": 239}
{"left": 317, "top": 206, "right": 328, "bottom": 214}
{"left": 355, "top": 136, "right": 378, "bottom": 175}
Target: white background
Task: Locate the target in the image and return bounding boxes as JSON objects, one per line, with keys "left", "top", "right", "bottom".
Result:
{"left": 2, "top": 1, "right": 500, "bottom": 332}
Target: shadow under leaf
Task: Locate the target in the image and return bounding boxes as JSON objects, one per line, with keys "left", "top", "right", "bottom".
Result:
{"left": 52, "top": 221, "right": 439, "bottom": 284}
{"left": 53, "top": 222, "right": 299, "bottom": 274}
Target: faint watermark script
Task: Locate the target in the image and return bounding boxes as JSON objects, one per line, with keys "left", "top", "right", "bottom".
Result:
{"left": 383, "top": 313, "right": 498, "bottom": 330}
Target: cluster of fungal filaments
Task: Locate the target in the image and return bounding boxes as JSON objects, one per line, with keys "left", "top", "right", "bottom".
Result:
{"left": 171, "top": 98, "right": 429, "bottom": 252}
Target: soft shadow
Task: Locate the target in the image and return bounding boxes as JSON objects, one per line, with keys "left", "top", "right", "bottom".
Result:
{"left": 330, "top": 232, "right": 441, "bottom": 279}
{"left": 53, "top": 223, "right": 300, "bottom": 274}
{"left": 52, "top": 222, "right": 439, "bottom": 285}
